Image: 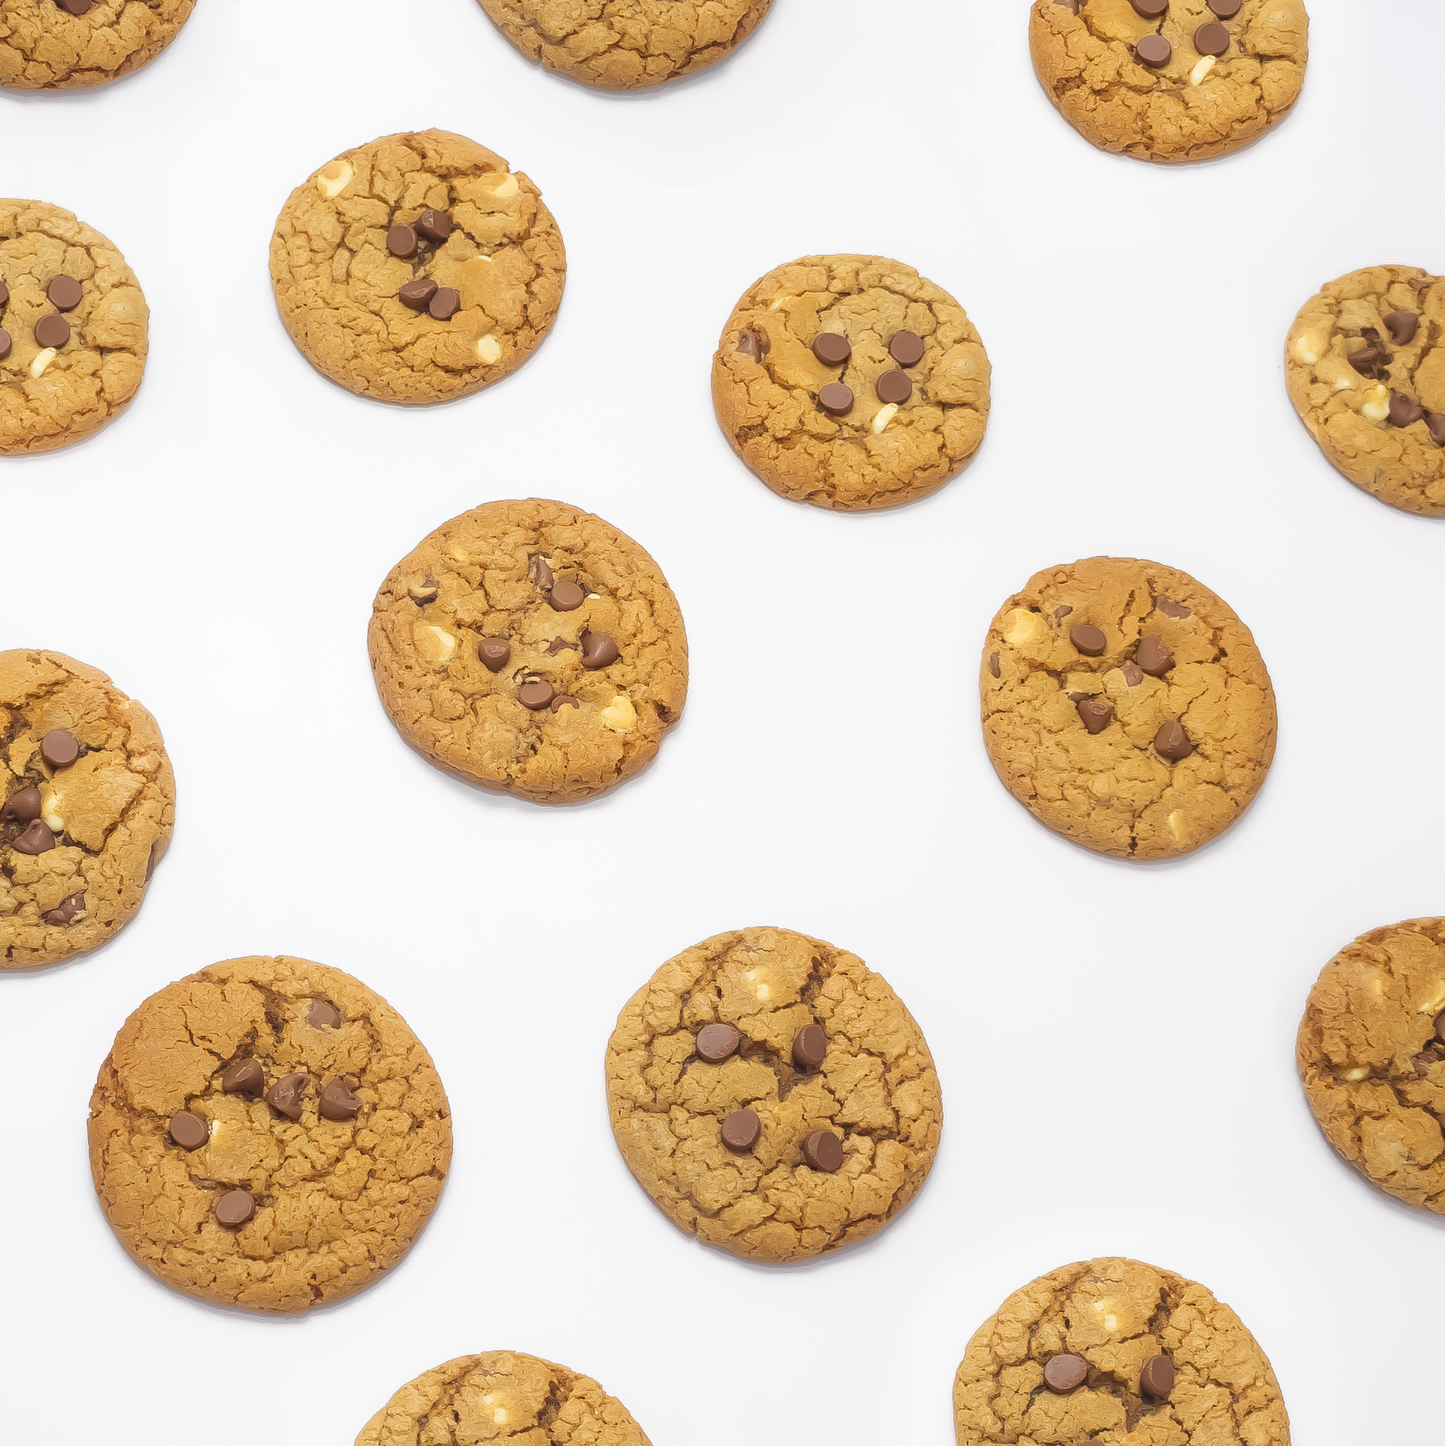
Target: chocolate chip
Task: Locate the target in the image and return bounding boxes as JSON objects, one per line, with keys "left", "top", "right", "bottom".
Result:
{"left": 408, "top": 575, "right": 440, "bottom": 604}
{"left": 44, "top": 891, "right": 85, "bottom": 925}
{"left": 47, "top": 275, "right": 83, "bottom": 311}
{"left": 319, "top": 1080, "right": 361, "bottom": 1121}
{"left": 812, "top": 333, "right": 851, "bottom": 365}
{"left": 1436, "top": 1010, "right": 1445, "bottom": 1044}
{"left": 1043, "top": 1354, "right": 1089, "bottom": 1393}
{"left": 1131, "top": 0, "right": 1168, "bottom": 13}
{"left": 1, "top": 787, "right": 41, "bottom": 824}
{"left": 429, "top": 287, "right": 461, "bottom": 321}
{"left": 581, "top": 631, "right": 619, "bottom": 669}
{"left": 544, "top": 637, "right": 576, "bottom": 656}
{"left": 889, "top": 330, "right": 926, "bottom": 367}
{"left": 876, "top": 370, "right": 912, "bottom": 405}
{"left": 550, "top": 579, "right": 585, "bottom": 611}
{"left": 1076, "top": 698, "right": 1114, "bottom": 735}
{"left": 736, "top": 330, "right": 768, "bottom": 361}
{"left": 1347, "top": 344, "right": 1383, "bottom": 379}
{"left": 1054, "top": 606, "right": 1073, "bottom": 621}
{"left": 11, "top": 820, "right": 56, "bottom": 855}
{"left": 1194, "top": 21, "right": 1229, "bottom": 55}
{"left": 1140, "top": 1355, "right": 1176, "bottom": 1399}
{"left": 1136, "top": 34, "right": 1172, "bottom": 67}
{"left": 988, "top": 651, "right": 1001, "bottom": 678}
{"left": 35, "top": 312, "right": 71, "bottom": 350}
{"left": 386, "top": 224, "right": 419, "bottom": 259}
{"left": 697, "top": 1023, "right": 741, "bottom": 1063}
{"left": 59, "top": 0, "right": 98, "bottom": 13}
{"left": 529, "top": 555, "right": 555, "bottom": 591}
{"left": 1155, "top": 598, "right": 1190, "bottom": 619}
{"left": 550, "top": 694, "right": 579, "bottom": 713}
{"left": 1412, "top": 1047, "right": 1442, "bottom": 1078}
{"left": 222, "top": 1059, "right": 265, "bottom": 1096}
{"left": 818, "top": 382, "right": 854, "bottom": 417}
{"left": 792, "top": 1025, "right": 827, "bottom": 1070}
{"left": 215, "top": 1189, "right": 255, "bottom": 1227}
{"left": 1070, "top": 624, "right": 1107, "bottom": 657}
{"left": 1388, "top": 394, "right": 1424, "bottom": 428}
{"left": 399, "top": 278, "right": 438, "bottom": 311}
{"left": 802, "top": 1129, "right": 843, "bottom": 1172}
{"left": 266, "top": 1073, "right": 309, "bottom": 1120}
{"left": 479, "top": 637, "right": 511, "bottom": 672}
{"left": 1384, "top": 311, "right": 1418, "bottom": 346}
{"left": 1122, "top": 663, "right": 1144, "bottom": 687}
{"left": 169, "top": 1111, "right": 209, "bottom": 1151}
{"left": 1154, "top": 720, "right": 1194, "bottom": 760}
{"left": 1429, "top": 414, "right": 1445, "bottom": 446}
{"left": 309, "top": 1000, "right": 341, "bottom": 1029}
{"left": 415, "top": 209, "right": 453, "bottom": 243}
{"left": 519, "top": 679, "right": 554, "bottom": 710}
{"left": 40, "top": 729, "right": 79, "bottom": 768}
{"left": 1136, "top": 635, "right": 1173, "bottom": 676}
{"left": 721, "top": 1108, "right": 760, "bottom": 1152}
{"left": 0, "top": 278, "right": 8, "bottom": 307}
{"left": 1208, "top": 0, "right": 1240, "bottom": 12}
{"left": 0, "top": 329, "right": 10, "bottom": 362}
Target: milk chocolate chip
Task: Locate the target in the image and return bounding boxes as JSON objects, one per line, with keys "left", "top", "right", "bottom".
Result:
{"left": 415, "top": 209, "right": 454, "bottom": 243}
{"left": 1140, "top": 1355, "right": 1176, "bottom": 1400}
{"left": 1194, "top": 21, "right": 1229, "bottom": 55}
{"left": 34, "top": 313, "right": 69, "bottom": 348}
{"left": 222, "top": 1059, "right": 265, "bottom": 1096}
{"left": 1154, "top": 721, "right": 1194, "bottom": 760}
{"left": 44, "top": 891, "right": 85, "bottom": 925}
{"left": 169, "top": 1111, "right": 209, "bottom": 1150}
{"left": 40, "top": 729, "right": 79, "bottom": 768}
{"left": 1076, "top": 698, "right": 1114, "bottom": 735}
{"left": 319, "top": 1080, "right": 362, "bottom": 1121}
{"left": 876, "top": 370, "right": 912, "bottom": 405}
{"left": 1122, "top": 663, "right": 1144, "bottom": 687}
{"left": 309, "top": 1000, "right": 341, "bottom": 1029}
{"left": 720, "top": 1108, "right": 761, "bottom": 1152}
{"left": 802, "top": 1129, "right": 843, "bottom": 1172}
{"left": 792, "top": 1024, "right": 827, "bottom": 1070}
{"left": 696, "top": 1023, "right": 741, "bottom": 1064}
{"left": 59, "top": 0, "right": 99, "bottom": 14}
{"left": 1136, "top": 635, "right": 1173, "bottom": 676}
{"left": 429, "top": 287, "right": 461, "bottom": 321}
{"left": 1389, "top": 394, "right": 1424, "bottom": 428}
{"left": 581, "top": 631, "right": 619, "bottom": 669}
{"left": 1155, "top": 598, "right": 1190, "bottom": 618}
{"left": 0, "top": 277, "right": 8, "bottom": 307}
{"left": 550, "top": 580, "right": 585, "bottom": 612}
{"left": 1347, "top": 343, "right": 1384, "bottom": 379}
{"left": 550, "top": 694, "right": 579, "bottom": 713}
{"left": 1131, "top": 0, "right": 1168, "bottom": 13}
{"left": 1, "top": 787, "right": 41, "bottom": 824}
{"left": 1070, "top": 624, "right": 1107, "bottom": 657}
{"left": 408, "top": 576, "right": 440, "bottom": 604}
{"left": 0, "top": 329, "right": 10, "bottom": 361}
{"left": 479, "top": 637, "right": 511, "bottom": 672}
{"left": 399, "top": 278, "right": 439, "bottom": 311}
{"left": 519, "top": 679, "right": 555, "bottom": 710}
{"left": 1384, "top": 311, "right": 1418, "bottom": 346}
{"left": 889, "top": 330, "right": 925, "bottom": 367}
{"left": 1207, "top": 0, "right": 1240, "bottom": 13}
{"left": 812, "top": 333, "right": 851, "bottom": 365}
{"left": 387, "top": 224, "right": 419, "bottom": 259}
{"left": 736, "top": 329, "right": 769, "bottom": 361}
{"left": 1043, "top": 1355, "right": 1088, "bottom": 1393}
{"left": 988, "top": 652, "right": 1001, "bottom": 678}
{"left": 11, "top": 820, "right": 56, "bottom": 855}
{"left": 1429, "top": 414, "right": 1445, "bottom": 446}
{"left": 47, "top": 275, "right": 82, "bottom": 311}
{"left": 1136, "top": 34, "right": 1171, "bottom": 67}
{"left": 818, "top": 383, "right": 854, "bottom": 417}
{"left": 215, "top": 1189, "right": 255, "bottom": 1227}
{"left": 266, "top": 1073, "right": 310, "bottom": 1120}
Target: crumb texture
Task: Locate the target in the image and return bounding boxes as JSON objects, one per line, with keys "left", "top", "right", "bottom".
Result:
{"left": 476, "top": 0, "right": 772, "bottom": 91}
{"left": 1029, "top": 0, "right": 1308, "bottom": 163}
{"left": 953, "top": 1257, "right": 1290, "bottom": 1446}
{"left": 369, "top": 498, "right": 688, "bottom": 805}
{"left": 269, "top": 130, "right": 565, "bottom": 406}
{"left": 1, "top": 649, "right": 173, "bottom": 969}
{"left": 87, "top": 956, "right": 452, "bottom": 1313}
{"left": 605, "top": 926, "right": 943, "bottom": 1264}
{"left": 1284, "top": 265, "right": 1445, "bottom": 516}
{"left": 357, "top": 1352, "right": 652, "bottom": 1446}
{"left": 1297, "top": 918, "right": 1445, "bottom": 1213}
{"left": 711, "top": 254, "right": 990, "bottom": 510}
{"left": 0, "top": 0, "right": 194, "bottom": 89}
{"left": 0, "top": 200, "right": 148, "bottom": 454}
{"left": 981, "top": 557, "right": 1276, "bottom": 861}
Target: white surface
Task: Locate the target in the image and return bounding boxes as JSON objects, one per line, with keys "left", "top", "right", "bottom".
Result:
{"left": 2, "top": 0, "right": 1442, "bottom": 1441}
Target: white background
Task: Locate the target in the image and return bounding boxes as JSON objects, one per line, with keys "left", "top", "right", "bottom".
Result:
{"left": 2, "top": 0, "right": 1442, "bottom": 1441}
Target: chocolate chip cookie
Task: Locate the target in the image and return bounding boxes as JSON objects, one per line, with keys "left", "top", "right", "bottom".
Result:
{"left": 88, "top": 956, "right": 452, "bottom": 1312}
{"left": 357, "top": 1352, "right": 652, "bottom": 1446}
{"left": 712, "top": 254, "right": 991, "bottom": 510}
{"left": 0, "top": 0, "right": 195, "bottom": 89}
{"left": 475, "top": 0, "right": 772, "bottom": 91}
{"left": 1030, "top": 0, "right": 1309, "bottom": 164}
{"left": 981, "top": 557, "right": 1276, "bottom": 860}
{"left": 605, "top": 926, "right": 943, "bottom": 1263}
{"left": 1, "top": 200, "right": 148, "bottom": 454}
{"left": 1297, "top": 918, "right": 1445, "bottom": 1214}
{"left": 369, "top": 498, "right": 687, "bottom": 804}
{"left": 269, "top": 130, "right": 565, "bottom": 406}
{"left": 2, "top": 650, "right": 173, "bottom": 970}
{"left": 954, "top": 1257, "right": 1290, "bottom": 1446}
{"left": 1285, "top": 266, "right": 1445, "bottom": 517}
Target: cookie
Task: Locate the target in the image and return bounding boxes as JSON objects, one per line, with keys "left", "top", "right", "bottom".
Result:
{"left": 475, "top": 0, "right": 772, "bottom": 91}
{"left": 357, "top": 1351, "right": 652, "bottom": 1446}
{"left": 1285, "top": 266, "right": 1445, "bottom": 517}
{"left": 269, "top": 130, "right": 565, "bottom": 406}
{"left": 981, "top": 557, "right": 1276, "bottom": 860}
{"left": 1, "top": 650, "right": 174, "bottom": 970}
{"left": 88, "top": 955, "right": 452, "bottom": 1313}
{"left": 1297, "top": 918, "right": 1445, "bottom": 1214}
{"left": 712, "top": 255, "right": 991, "bottom": 510}
{"left": 953, "top": 1257, "right": 1290, "bottom": 1446}
{"left": 0, "top": 200, "right": 148, "bottom": 454}
{"left": 0, "top": 0, "right": 194, "bottom": 90}
{"left": 605, "top": 926, "right": 943, "bottom": 1264}
{"left": 1029, "top": 0, "right": 1309, "bottom": 164}
{"left": 369, "top": 498, "right": 687, "bottom": 805}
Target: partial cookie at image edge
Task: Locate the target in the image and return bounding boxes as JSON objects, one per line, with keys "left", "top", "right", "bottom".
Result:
{"left": 0, "top": 0, "right": 196, "bottom": 90}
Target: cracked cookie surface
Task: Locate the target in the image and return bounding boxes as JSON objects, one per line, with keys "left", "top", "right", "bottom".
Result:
{"left": 475, "top": 0, "right": 772, "bottom": 91}
{"left": 370, "top": 498, "right": 687, "bottom": 805}
{"left": 1, "top": 650, "right": 173, "bottom": 970}
{"left": 1297, "top": 918, "right": 1445, "bottom": 1214}
{"left": 269, "top": 130, "right": 565, "bottom": 406}
{"left": 605, "top": 926, "right": 943, "bottom": 1264}
{"left": 953, "top": 1257, "right": 1289, "bottom": 1446}
{"left": 357, "top": 1351, "right": 652, "bottom": 1446}
{"left": 88, "top": 955, "right": 452, "bottom": 1313}
{"left": 1029, "top": 0, "right": 1308, "bottom": 164}
{"left": 0, "top": 0, "right": 194, "bottom": 89}
{"left": 712, "top": 255, "right": 990, "bottom": 510}
{"left": 1285, "top": 266, "right": 1445, "bottom": 517}
{"left": 1, "top": 200, "right": 148, "bottom": 454}
{"left": 981, "top": 557, "right": 1276, "bottom": 861}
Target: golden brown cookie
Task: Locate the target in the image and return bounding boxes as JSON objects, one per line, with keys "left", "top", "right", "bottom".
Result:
{"left": 0, "top": 200, "right": 148, "bottom": 454}
{"left": 1285, "top": 266, "right": 1445, "bottom": 517}
{"left": 0, "top": 0, "right": 195, "bottom": 90}
{"left": 475, "top": 0, "right": 772, "bottom": 91}
{"left": 712, "top": 255, "right": 990, "bottom": 510}
{"left": 269, "top": 130, "right": 565, "bottom": 406}
{"left": 605, "top": 926, "right": 943, "bottom": 1264}
{"left": 357, "top": 1352, "right": 652, "bottom": 1446}
{"left": 981, "top": 557, "right": 1276, "bottom": 860}
{"left": 1, "top": 650, "right": 173, "bottom": 970}
{"left": 88, "top": 956, "right": 452, "bottom": 1313}
{"left": 953, "top": 1257, "right": 1290, "bottom": 1446}
{"left": 369, "top": 498, "right": 687, "bottom": 805}
{"left": 1297, "top": 918, "right": 1445, "bottom": 1214}
{"left": 1029, "top": 0, "right": 1308, "bottom": 164}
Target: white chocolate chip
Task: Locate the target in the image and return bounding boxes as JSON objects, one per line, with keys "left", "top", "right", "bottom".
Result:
{"left": 29, "top": 348, "right": 56, "bottom": 379}
{"left": 493, "top": 1410, "right": 508, "bottom": 1427}
{"left": 601, "top": 695, "right": 636, "bottom": 733}
{"left": 1002, "top": 607, "right": 1046, "bottom": 648}
{"left": 476, "top": 334, "right": 502, "bottom": 365}
{"left": 768, "top": 296, "right": 787, "bottom": 311}
{"left": 1104, "top": 1315, "right": 1118, "bottom": 1332}
{"left": 1291, "top": 329, "right": 1328, "bottom": 366}
{"left": 872, "top": 403, "right": 899, "bottom": 435}
{"left": 449, "top": 545, "right": 469, "bottom": 563}
{"left": 413, "top": 624, "right": 456, "bottom": 667}
{"left": 41, "top": 789, "right": 64, "bottom": 834}
{"left": 1361, "top": 384, "right": 1390, "bottom": 422}
{"left": 745, "top": 970, "right": 756, "bottom": 980}
{"left": 1418, "top": 981, "right": 1445, "bottom": 1016}
{"left": 1190, "top": 54, "right": 1217, "bottom": 86}
{"left": 1343, "top": 1067, "right": 1368, "bottom": 1081}
{"left": 489, "top": 174, "right": 518, "bottom": 201}
{"left": 1168, "top": 809, "right": 1187, "bottom": 841}
{"left": 316, "top": 160, "right": 353, "bottom": 200}
{"left": 756, "top": 984, "right": 770, "bottom": 1001}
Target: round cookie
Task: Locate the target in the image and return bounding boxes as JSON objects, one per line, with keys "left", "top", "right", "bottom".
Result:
{"left": 369, "top": 498, "right": 687, "bottom": 805}
{"left": 474, "top": 0, "right": 772, "bottom": 91}
{"left": 1, "top": 200, "right": 148, "bottom": 454}
{"left": 1, "top": 650, "right": 174, "bottom": 970}
{"left": 1029, "top": 0, "right": 1309, "bottom": 164}
{"left": 1285, "top": 266, "right": 1445, "bottom": 517}
{"left": 605, "top": 926, "right": 943, "bottom": 1264}
{"left": 0, "top": 0, "right": 194, "bottom": 90}
{"left": 88, "top": 956, "right": 452, "bottom": 1313}
{"left": 269, "top": 130, "right": 565, "bottom": 406}
{"left": 1297, "top": 918, "right": 1445, "bottom": 1214}
{"left": 953, "top": 1257, "right": 1290, "bottom": 1446}
{"left": 711, "top": 254, "right": 991, "bottom": 510}
{"left": 981, "top": 557, "right": 1276, "bottom": 860}
{"left": 357, "top": 1352, "right": 652, "bottom": 1446}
